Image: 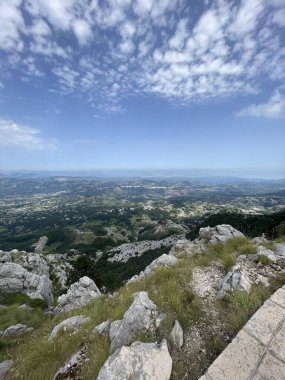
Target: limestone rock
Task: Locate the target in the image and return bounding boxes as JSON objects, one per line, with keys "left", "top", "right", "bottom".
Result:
{"left": 108, "top": 235, "right": 184, "bottom": 263}
{"left": 0, "top": 360, "right": 13, "bottom": 380}
{"left": 275, "top": 243, "right": 285, "bottom": 258}
{"left": 257, "top": 246, "right": 277, "bottom": 263}
{"left": 49, "top": 316, "right": 90, "bottom": 341}
{"left": 199, "top": 225, "right": 244, "bottom": 244}
{"left": 109, "top": 291, "right": 164, "bottom": 352}
{"left": 0, "top": 262, "right": 53, "bottom": 306}
{"left": 32, "top": 236, "right": 48, "bottom": 253}
{"left": 252, "top": 236, "right": 268, "bottom": 244}
{"left": 53, "top": 345, "right": 87, "bottom": 380}
{"left": 1, "top": 324, "right": 33, "bottom": 338}
{"left": 217, "top": 264, "right": 252, "bottom": 298}
{"left": 93, "top": 320, "right": 110, "bottom": 335}
{"left": 97, "top": 339, "right": 172, "bottom": 380}
{"left": 170, "top": 320, "right": 183, "bottom": 348}
{"left": 54, "top": 276, "right": 101, "bottom": 314}
{"left": 127, "top": 254, "right": 177, "bottom": 284}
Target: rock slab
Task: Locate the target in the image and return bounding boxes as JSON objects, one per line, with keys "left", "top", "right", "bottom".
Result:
{"left": 109, "top": 291, "right": 164, "bottom": 352}
{"left": 199, "top": 224, "right": 244, "bottom": 244}
{"left": 49, "top": 316, "right": 90, "bottom": 341}
{"left": 54, "top": 276, "right": 101, "bottom": 313}
{"left": 127, "top": 254, "right": 177, "bottom": 283}
{"left": 97, "top": 339, "right": 172, "bottom": 380}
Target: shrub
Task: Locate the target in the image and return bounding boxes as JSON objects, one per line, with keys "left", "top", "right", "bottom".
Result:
{"left": 259, "top": 255, "right": 271, "bottom": 265}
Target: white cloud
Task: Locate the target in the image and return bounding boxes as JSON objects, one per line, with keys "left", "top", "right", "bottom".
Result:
{"left": 0, "top": 119, "right": 57, "bottom": 150}
{"left": 0, "top": 0, "right": 285, "bottom": 113}
{"left": 72, "top": 19, "right": 93, "bottom": 45}
{"left": 0, "top": 0, "right": 24, "bottom": 51}
{"left": 272, "top": 9, "right": 285, "bottom": 27}
{"left": 236, "top": 91, "right": 285, "bottom": 119}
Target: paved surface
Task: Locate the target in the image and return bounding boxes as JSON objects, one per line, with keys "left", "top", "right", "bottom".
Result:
{"left": 199, "top": 285, "right": 285, "bottom": 380}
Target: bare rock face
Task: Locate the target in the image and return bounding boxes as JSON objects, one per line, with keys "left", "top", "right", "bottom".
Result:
{"left": 32, "top": 236, "right": 48, "bottom": 253}
{"left": 275, "top": 243, "right": 285, "bottom": 258}
{"left": 0, "top": 250, "right": 49, "bottom": 276}
{"left": 54, "top": 276, "right": 101, "bottom": 314}
{"left": 199, "top": 225, "right": 244, "bottom": 244}
{"left": 257, "top": 246, "right": 277, "bottom": 263}
{"left": 0, "top": 262, "right": 53, "bottom": 306}
{"left": 217, "top": 264, "right": 252, "bottom": 298}
{"left": 49, "top": 316, "right": 90, "bottom": 341}
{"left": 170, "top": 320, "right": 184, "bottom": 348}
{"left": 53, "top": 344, "right": 87, "bottom": 380}
{"left": 93, "top": 320, "right": 110, "bottom": 335}
{"left": 108, "top": 235, "right": 184, "bottom": 263}
{"left": 109, "top": 291, "right": 164, "bottom": 352}
{"left": 127, "top": 254, "right": 177, "bottom": 284}
{"left": 0, "top": 360, "right": 13, "bottom": 380}
{"left": 1, "top": 324, "right": 33, "bottom": 338}
{"left": 252, "top": 236, "right": 268, "bottom": 244}
{"left": 97, "top": 340, "right": 172, "bottom": 380}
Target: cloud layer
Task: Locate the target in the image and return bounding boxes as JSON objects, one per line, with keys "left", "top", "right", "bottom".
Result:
{"left": 0, "top": 0, "right": 285, "bottom": 113}
{"left": 237, "top": 90, "right": 285, "bottom": 119}
{"left": 0, "top": 119, "right": 57, "bottom": 150}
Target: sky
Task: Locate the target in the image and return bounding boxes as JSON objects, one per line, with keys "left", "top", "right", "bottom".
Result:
{"left": 0, "top": 0, "right": 284, "bottom": 177}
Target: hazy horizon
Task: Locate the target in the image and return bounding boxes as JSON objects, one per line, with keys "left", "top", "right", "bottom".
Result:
{"left": 1, "top": 167, "right": 285, "bottom": 180}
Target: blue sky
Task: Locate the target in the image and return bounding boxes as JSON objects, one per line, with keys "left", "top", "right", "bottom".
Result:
{"left": 0, "top": 0, "right": 284, "bottom": 176}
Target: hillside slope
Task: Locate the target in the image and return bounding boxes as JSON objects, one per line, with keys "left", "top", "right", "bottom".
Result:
{"left": 0, "top": 225, "right": 285, "bottom": 379}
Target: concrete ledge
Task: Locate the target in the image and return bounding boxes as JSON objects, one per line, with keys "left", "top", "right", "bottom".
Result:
{"left": 199, "top": 285, "right": 285, "bottom": 380}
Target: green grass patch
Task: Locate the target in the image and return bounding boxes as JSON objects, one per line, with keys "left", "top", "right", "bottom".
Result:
{"left": 218, "top": 286, "right": 270, "bottom": 338}
{"left": 259, "top": 255, "right": 271, "bottom": 265}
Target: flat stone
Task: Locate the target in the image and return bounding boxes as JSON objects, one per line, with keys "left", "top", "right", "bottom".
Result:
{"left": 269, "top": 319, "right": 285, "bottom": 362}
{"left": 0, "top": 360, "right": 13, "bottom": 379}
{"left": 270, "top": 286, "right": 285, "bottom": 309}
{"left": 97, "top": 339, "right": 172, "bottom": 380}
{"left": 252, "top": 351, "right": 285, "bottom": 380}
{"left": 93, "top": 320, "right": 110, "bottom": 335}
{"left": 244, "top": 300, "right": 285, "bottom": 346}
{"left": 206, "top": 329, "right": 265, "bottom": 380}
{"left": 49, "top": 316, "right": 90, "bottom": 341}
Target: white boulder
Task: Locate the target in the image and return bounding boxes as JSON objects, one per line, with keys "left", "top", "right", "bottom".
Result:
{"left": 199, "top": 225, "right": 244, "bottom": 244}
{"left": 49, "top": 316, "right": 90, "bottom": 341}
{"left": 109, "top": 291, "right": 164, "bottom": 352}
{"left": 127, "top": 254, "right": 177, "bottom": 284}
{"left": 170, "top": 320, "right": 183, "bottom": 348}
{"left": 54, "top": 276, "right": 101, "bottom": 313}
{"left": 97, "top": 340, "right": 172, "bottom": 380}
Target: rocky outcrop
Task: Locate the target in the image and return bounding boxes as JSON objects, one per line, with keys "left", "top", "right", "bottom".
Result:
{"left": 0, "top": 250, "right": 49, "bottom": 276}
{"left": 127, "top": 254, "right": 177, "bottom": 284}
{"left": 217, "top": 264, "right": 252, "bottom": 298}
{"left": 109, "top": 291, "right": 165, "bottom": 352}
{"left": 108, "top": 235, "right": 184, "bottom": 263}
{"left": 49, "top": 316, "right": 90, "bottom": 341}
{"left": 170, "top": 320, "right": 183, "bottom": 348}
{"left": 1, "top": 324, "right": 33, "bottom": 338}
{"left": 93, "top": 320, "right": 110, "bottom": 335}
{"left": 0, "top": 262, "right": 53, "bottom": 306}
{"left": 46, "top": 253, "right": 78, "bottom": 290}
{"left": 276, "top": 243, "right": 285, "bottom": 257}
{"left": 54, "top": 276, "right": 101, "bottom": 314}
{"left": 257, "top": 246, "right": 277, "bottom": 263}
{"left": 97, "top": 340, "right": 172, "bottom": 380}
{"left": 199, "top": 224, "right": 244, "bottom": 244}
{"left": 0, "top": 360, "right": 13, "bottom": 380}
{"left": 53, "top": 344, "right": 87, "bottom": 380}
{"left": 252, "top": 236, "right": 268, "bottom": 244}
{"left": 32, "top": 236, "right": 48, "bottom": 253}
